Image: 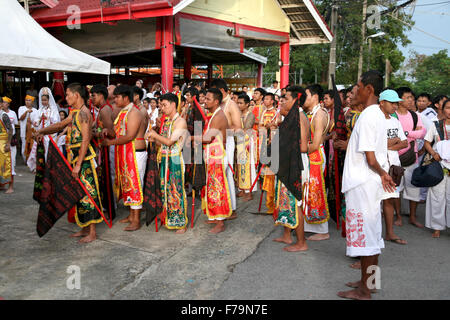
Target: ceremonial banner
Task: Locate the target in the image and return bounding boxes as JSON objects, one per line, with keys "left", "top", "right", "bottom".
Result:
{"left": 273, "top": 98, "right": 303, "bottom": 201}
{"left": 143, "top": 142, "right": 163, "bottom": 226}
{"left": 34, "top": 140, "right": 85, "bottom": 237}
{"left": 97, "top": 145, "right": 116, "bottom": 224}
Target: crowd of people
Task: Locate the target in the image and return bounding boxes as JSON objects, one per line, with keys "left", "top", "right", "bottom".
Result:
{"left": 0, "top": 71, "right": 448, "bottom": 300}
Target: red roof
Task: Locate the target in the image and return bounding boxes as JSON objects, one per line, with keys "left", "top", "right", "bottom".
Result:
{"left": 32, "top": 0, "right": 182, "bottom": 27}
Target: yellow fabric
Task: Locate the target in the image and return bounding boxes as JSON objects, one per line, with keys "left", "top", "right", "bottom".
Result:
{"left": 263, "top": 174, "right": 275, "bottom": 214}
{"left": 25, "top": 95, "right": 35, "bottom": 101}
{"left": 0, "top": 119, "right": 11, "bottom": 185}
{"left": 2, "top": 96, "right": 11, "bottom": 103}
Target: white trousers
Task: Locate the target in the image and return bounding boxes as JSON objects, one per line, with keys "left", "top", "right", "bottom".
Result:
{"left": 21, "top": 136, "right": 26, "bottom": 161}
{"left": 130, "top": 151, "right": 147, "bottom": 210}
{"left": 345, "top": 179, "right": 385, "bottom": 257}
{"left": 245, "top": 135, "right": 258, "bottom": 193}
{"left": 226, "top": 137, "right": 236, "bottom": 211}
{"left": 402, "top": 162, "right": 421, "bottom": 202}
{"left": 10, "top": 145, "right": 16, "bottom": 176}
{"left": 425, "top": 174, "right": 450, "bottom": 231}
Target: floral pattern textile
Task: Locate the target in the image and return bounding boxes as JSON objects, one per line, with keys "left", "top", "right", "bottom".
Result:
{"left": 159, "top": 115, "right": 188, "bottom": 229}
{"left": 273, "top": 178, "right": 300, "bottom": 229}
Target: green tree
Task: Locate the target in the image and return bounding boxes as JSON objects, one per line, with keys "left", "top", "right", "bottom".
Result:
{"left": 409, "top": 50, "right": 450, "bottom": 96}
{"left": 250, "top": 0, "right": 414, "bottom": 87}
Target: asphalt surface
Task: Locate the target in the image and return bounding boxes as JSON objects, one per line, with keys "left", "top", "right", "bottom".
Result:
{"left": 0, "top": 164, "right": 449, "bottom": 300}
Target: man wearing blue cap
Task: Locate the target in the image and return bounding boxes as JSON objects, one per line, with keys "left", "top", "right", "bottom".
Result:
{"left": 380, "top": 90, "right": 408, "bottom": 245}
{"left": 339, "top": 71, "right": 396, "bottom": 300}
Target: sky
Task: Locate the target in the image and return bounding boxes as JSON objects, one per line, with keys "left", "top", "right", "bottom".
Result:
{"left": 398, "top": 0, "right": 450, "bottom": 60}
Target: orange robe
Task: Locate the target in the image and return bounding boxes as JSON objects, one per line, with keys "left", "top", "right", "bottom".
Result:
{"left": 261, "top": 107, "right": 278, "bottom": 214}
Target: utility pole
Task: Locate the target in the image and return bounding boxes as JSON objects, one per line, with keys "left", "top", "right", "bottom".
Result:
{"left": 385, "top": 58, "right": 392, "bottom": 87}
{"left": 357, "top": 0, "right": 368, "bottom": 81}
{"left": 328, "top": 4, "right": 339, "bottom": 89}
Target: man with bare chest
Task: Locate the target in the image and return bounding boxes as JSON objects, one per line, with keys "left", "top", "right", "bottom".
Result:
{"left": 211, "top": 79, "right": 241, "bottom": 219}
{"left": 104, "top": 85, "right": 147, "bottom": 232}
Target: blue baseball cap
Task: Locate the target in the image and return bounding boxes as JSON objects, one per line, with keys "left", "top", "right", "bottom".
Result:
{"left": 379, "top": 89, "right": 403, "bottom": 102}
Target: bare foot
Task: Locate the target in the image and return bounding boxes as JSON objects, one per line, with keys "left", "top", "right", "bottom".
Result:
{"left": 432, "top": 230, "right": 440, "bottom": 238}
{"left": 70, "top": 230, "right": 89, "bottom": 238}
{"left": 394, "top": 218, "right": 403, "bottom": 227}
{"left": 237, "top": 191, "right": 245, "bottom": 198}
{"left": 350, "top": 261, "right": 361, "bottom": 269}
{"left": 204, "top": 220, "right": 218, "bottom": 224}
{"left": 124, "top": 222, "right": 141, "bottom": 232}
{"left": 176, "top": 228, "right": 187, "bottom": 234}
{"left": 242, "top": 194, "right": 253, "bottom": 202}
{"left": 345, "top": 281, "right": 377, "bottom": 293}
{"left": 306, "top": 233, "right": 330, "bottom": 241}
{"left": 273, "top": 236, "right": 293, "bottom": 245}
{"left": 337, "top": 288, "right": 371, "bottom": 300}
{"left": 5, "top": 188, "right": 14, "bottom": 194}
{"left": 226, "top": 212, "right": 237, "bottom": 221}
{"left": 385, "top": 236, "right": 407, "bottom": 245}
{"left": 79, "top": 233, "right": 96, "bottom": 243}
{"left": 119, "top": 216, "right": 131, "bottom": 224}
{"left": 209, "top": 223, "right": 225, "bottom": 234}
{"left": 283, "top": 242, "right": 308, "bottom": 252}
{"left": 409, "top": 220, "right": 424, "bottom": 228}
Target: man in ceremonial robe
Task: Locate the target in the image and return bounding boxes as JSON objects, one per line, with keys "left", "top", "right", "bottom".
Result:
{"left": 34, "top": 83, "right": 104, "bottom": 243}
{"left": 199, "top": 88, "right": 232, "bottom": 234}
{"left": 147, "top": 93, "right": 188, "bottom": 233}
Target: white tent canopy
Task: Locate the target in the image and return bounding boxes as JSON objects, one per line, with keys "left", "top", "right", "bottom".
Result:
{"left": 0, "top": 0, "right": 110, "bottom": 74}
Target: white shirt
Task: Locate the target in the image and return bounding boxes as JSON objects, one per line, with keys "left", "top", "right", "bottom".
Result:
{"left": 386, "top": 116, "right": 407, "bottom": 167}
{"left": 148, "top": 108, "right": 159, "bottom": 128}
{"left": 18, "top": 106, "right": 38, "bottom": 138}
{"left": 267, "top": 87, "right": 281, "bottom": 96}
{"left": 4, "top": 110, "right": 18, "bottom": 136}
{"left": 420, "top": 107, "right": 438, "bottom": 122}
{"left": 342, "top": 104, "right": 388, "bottom": 193}
{"left": 417, "top": 112, "right": 433, "bottom": 151}
{"left": 424, "top": 122, "right": 450, "bottom": 169}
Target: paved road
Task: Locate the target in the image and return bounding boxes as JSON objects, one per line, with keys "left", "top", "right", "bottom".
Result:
{"left": 0, "top": 164, "right": 449, "bottom": 300}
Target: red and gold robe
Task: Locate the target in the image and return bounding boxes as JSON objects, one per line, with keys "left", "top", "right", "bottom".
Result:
{"left": 306, "top": 109, "right": 330, "bottom": 224}
{"left": 201, "top": 108, "right": 232, "bottom": 219}
{"left": 114, "top": 104, "right": 144, "bottom": 207}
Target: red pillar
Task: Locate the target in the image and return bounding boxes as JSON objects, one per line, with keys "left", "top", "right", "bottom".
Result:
{"left": 257, "top": 63, "right": 263, "bottom": 88}
{"left": 280, "top": 42, "right": 290, "bottom": 89}
{"left": 161, "top": 16, "right": 174, "bottom": 93}
{"left": 184, "top": 47, "right": 192, "bottom": 82}
{"left": 53, "top": 72, "right": 65, "bottom": 98}
{"left": 207, "top": 63, "right": 213, "bottom": 87}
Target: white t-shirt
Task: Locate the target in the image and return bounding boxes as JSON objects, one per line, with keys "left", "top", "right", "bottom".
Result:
{"left": 421, "top": 107, "right": 438, "bottom": 122}
{"left": 386, "top": 116, "right": 407, "bottom": 167}
{"left": 342, "top": 104, "right": 388, "bottom": 193}
{"left": 18, "top": 106, "right": 38, "bottom": 138}
{"left": 267, "top": 87, "right": 281, "bottom": 96}
{"left": 148, "top": 108, "right": 159, "bottom": 128}
{"left": 5, "top": 110, "right": 18, "bottom": 136}
{"left": 424, "top": 121, "right": 450, "bottom": 144}
{"left": 417, "top": 112, "right": 433, "bottom": 151}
